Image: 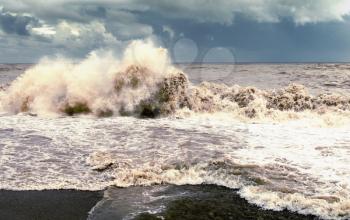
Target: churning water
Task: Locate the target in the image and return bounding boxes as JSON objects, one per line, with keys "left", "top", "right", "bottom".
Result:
{"left": 1, "top": 41, "right": 350, "bottom": 219}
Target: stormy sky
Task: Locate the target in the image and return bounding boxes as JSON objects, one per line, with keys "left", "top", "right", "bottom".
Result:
{"left": 1, "top": 0, "right": 350, "bottom": 63}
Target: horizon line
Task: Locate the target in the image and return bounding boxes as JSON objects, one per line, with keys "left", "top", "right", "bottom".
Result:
{"left": 2, "top": 61, "right": 350, "bottom": 65}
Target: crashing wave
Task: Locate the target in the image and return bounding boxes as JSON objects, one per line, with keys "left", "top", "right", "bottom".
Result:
{"left": 187, "top": 83, "right": 350, "bottom": 119}
{"left": 0, "top": 40, "right": 350, "bottom": 123}
{"left": 0, "top": 40, "right": 180, "bottom": 116}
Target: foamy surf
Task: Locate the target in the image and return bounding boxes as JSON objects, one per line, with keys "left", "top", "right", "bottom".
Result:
{"left": 1, "top": 41, "right": 350, "bottom": 127}
{"left": 0, "top": 41, "right": 350, "bottom": 219}
{"left": 0, "top": 114, "right": 349, "bottom": 219}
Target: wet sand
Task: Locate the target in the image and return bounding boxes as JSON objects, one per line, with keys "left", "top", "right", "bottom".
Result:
{"left": 134, "top": 185, "right": 317, "bottom": 220}
{"left": 0, "top": 190, "right": 103, "bottom": 220}
{"left": 0, "top": 185, "right": 317, "bottom": 220}
{"left": 90, "top": 185, "right": 317, "bottom": 220}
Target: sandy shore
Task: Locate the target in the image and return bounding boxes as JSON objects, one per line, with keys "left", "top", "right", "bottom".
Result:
{"left": 0, "top": 190, "right": 103, "bottom": 220}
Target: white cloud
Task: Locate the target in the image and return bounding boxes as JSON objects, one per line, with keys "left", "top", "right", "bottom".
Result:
{"left": 46, "top": 21, "right": 119, "bottom": 49}
{"left": 24, "top": 20, "right": 121, "bottom": 59}
{"left": 31, "top": 25, "right": 56, "bottom": 36}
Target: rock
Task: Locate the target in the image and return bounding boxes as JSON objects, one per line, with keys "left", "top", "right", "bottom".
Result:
{"left": 63, "top": 102, "right": 91, "bottom": 116}
{"left": 138, "top": 101, "right": 161, "bottom": 118}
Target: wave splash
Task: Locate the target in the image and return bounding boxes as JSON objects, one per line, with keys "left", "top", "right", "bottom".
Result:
{"left": 0, "top": 40, "right": 181, "bottom": 117}
{"left": 0, "top": 40, "right": 350, "bottom": 125}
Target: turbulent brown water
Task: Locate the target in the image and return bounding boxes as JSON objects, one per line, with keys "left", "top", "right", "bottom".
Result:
{"left": 0, "top": 41, "right": 350, "bottom": 219}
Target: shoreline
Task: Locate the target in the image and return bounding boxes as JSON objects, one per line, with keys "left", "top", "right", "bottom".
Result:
{"left": 0, "top": 185, "right": 318, "bottom": 220}
{"left": 0, "top": 189, "right": 103, "bottom": 220}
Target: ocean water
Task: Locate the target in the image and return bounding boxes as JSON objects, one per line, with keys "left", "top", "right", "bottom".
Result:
{"left": 1, "top": 44, "right": 350, "bottom": 219}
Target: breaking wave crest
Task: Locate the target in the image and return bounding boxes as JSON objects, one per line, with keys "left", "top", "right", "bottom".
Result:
{"left": 0, "top": 40, "right": 179, "bottom": 117}
{"left": 0, "top": 40, "right": 350, "bottom": 126}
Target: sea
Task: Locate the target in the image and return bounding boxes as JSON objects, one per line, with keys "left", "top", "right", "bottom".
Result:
{"left": 0, "top": 59, "right": 350, "bottom": 219}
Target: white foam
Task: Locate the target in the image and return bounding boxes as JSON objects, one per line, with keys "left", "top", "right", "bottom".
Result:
{"left": 0, "top": 114, "right": 349, "bottom": 218}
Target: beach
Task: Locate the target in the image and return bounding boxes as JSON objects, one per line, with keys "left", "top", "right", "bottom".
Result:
{"left": 0, "top": 185, "right": 317, "bottom": 220}
{"left": 0, "top": 190, "right": 102, "bottom": 220}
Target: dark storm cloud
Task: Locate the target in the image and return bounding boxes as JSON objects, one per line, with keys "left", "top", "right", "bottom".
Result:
{"left": 80, "top": 6, "right": 107, "bottom": 18}
{"left": 139, "top": 12, "right": 350, "bottom": 62}
{"left": 1, "top": 0, "right": 350, "bottom": 63}
{"left": 0, "top": 8, "right": 38, "bottom": 36}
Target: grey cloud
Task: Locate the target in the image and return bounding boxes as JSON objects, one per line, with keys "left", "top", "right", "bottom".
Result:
{"left": 0, "top": 2, "right": 154, "bottom": 60}
{"left": 0, "top": 8, "right": 39, "bottom": 35}
{"left": 1, "top": 0, "right": 350, "bottom": 63}
{"left": 106, "top": 22, "right": 153, "bottom": 40}
{"left": 2, "top": 0, "right": 350, "bottom": 25}
{"left": 140, "top": 0, "right": 350, "bottom": 25}
{"left": 80, "top": 6, "right": 107, "bottom": 18}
